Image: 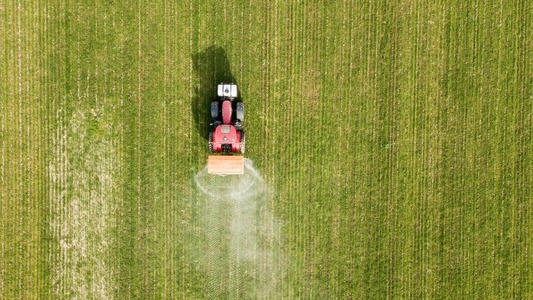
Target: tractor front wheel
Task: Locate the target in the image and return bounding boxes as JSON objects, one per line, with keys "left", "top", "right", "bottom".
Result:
{"left": 211, "top": 101, "right": 219, "bottom": 120}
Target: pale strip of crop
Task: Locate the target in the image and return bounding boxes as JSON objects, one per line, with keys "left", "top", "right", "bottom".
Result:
{"left": 49, "top": 105, "right": 122, "bottom": 299}
{"left": 48, "top": 1, "right": 124, "bottom": 288}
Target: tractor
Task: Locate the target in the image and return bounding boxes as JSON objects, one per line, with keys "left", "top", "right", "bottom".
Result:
{"left": 207, "top": 84, "right": 245, "bottom": 175}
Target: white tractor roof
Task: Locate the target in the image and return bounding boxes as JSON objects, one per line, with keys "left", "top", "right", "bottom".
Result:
{"left": 217, "top": 84, "right": 238, "bottom": 98}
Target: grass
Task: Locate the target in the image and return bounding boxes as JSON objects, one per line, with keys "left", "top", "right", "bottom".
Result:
{"left": 1, "top": 0, "right": 531, "bottom": 298}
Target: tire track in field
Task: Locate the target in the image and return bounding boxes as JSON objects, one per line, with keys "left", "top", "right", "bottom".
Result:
{"left": 49, "top": 106, "right": 121, "bottom": 299}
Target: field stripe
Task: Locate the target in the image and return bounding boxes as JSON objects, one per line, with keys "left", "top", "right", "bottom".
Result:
{"left": 43, "top": 1, "right": 130, "bottom": 298}
{"left": 0, "top": 1, "right": 47, "bottom": 297}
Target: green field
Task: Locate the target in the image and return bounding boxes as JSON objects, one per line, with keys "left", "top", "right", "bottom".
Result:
{"left": 1, "top": 0, "right": 532, "bottom": 298}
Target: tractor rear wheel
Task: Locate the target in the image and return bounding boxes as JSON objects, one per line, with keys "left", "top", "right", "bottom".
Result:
{"left": 240, "top": 132, "right": 245, "bottom": 154}
{"left": 211, "top": 101, "right": 219, "bottom": 120}
{"left": 236, "top": 102, "right": 244, "bottom": 123}
{"left": 208, "top": 132, "right": 214, "bottom": 153}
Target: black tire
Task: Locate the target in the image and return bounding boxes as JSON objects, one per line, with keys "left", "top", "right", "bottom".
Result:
{"left": 240, "top": 132, "right": 245, "bottom": 154}
{"left": 211, "top": 101, "right": 219, "bottom": 120}
{"left": 236, "top": 102, "right": 244, "bottom": 123}
{"left": 208, "top": 132, "right": 214, "bottom": 153}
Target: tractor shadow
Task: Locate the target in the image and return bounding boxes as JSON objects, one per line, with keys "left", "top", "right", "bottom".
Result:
{"left": 192, "top": 46, "right": 237, "bottom": 140}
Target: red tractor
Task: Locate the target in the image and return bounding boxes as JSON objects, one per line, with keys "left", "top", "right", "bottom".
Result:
{"left": 209, "top": 83, "right": 245, "bottom": 154}
{"left": 207, "top": 84, "right": 245, "bottom": 175}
